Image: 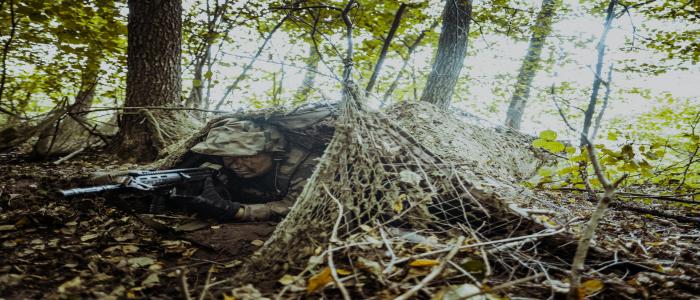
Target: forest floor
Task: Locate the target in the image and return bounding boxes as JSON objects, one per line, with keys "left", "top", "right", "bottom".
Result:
{"left": 1, "top": 150, "right": 700, "bottom": 299}
{"left": 0, "top": 151, "right": 278, "bottom": 299}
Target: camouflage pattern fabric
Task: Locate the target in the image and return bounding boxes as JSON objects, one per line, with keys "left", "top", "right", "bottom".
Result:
{"left": 190, "top": 119, "right": 286, "bottom": 157}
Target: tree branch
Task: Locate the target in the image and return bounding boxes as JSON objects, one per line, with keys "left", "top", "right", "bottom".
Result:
{"left": 341, "top": 0, "right": 356, "bottom": 82}
{"left": 365, "top": 3, "right": 407, "bottom": 95}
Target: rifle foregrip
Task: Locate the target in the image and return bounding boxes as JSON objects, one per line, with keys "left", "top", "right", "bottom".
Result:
{"left": 59, "top": 184, "right": 124, "bottom": 198}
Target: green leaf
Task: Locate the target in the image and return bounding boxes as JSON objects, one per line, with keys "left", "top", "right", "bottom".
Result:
{"left": 539, "top": 130, "right": 557, "bottom": 141}
{"left": 543, "top": 141, "right": 565, "bottom": 153}
{"left": 532, "top": 138, "right": 547, "bottom": 148}
{"left": 538, "top": 168, "right": 553, "bottom": 177}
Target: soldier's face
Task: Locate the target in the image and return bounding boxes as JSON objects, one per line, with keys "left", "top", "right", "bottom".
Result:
{"left": 223, "top": 153, "right": 274, "bottom": 178}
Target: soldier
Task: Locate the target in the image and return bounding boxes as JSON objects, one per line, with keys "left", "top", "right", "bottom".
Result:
{"left": 173, "top": 119, "right": 320, "bottom": 222}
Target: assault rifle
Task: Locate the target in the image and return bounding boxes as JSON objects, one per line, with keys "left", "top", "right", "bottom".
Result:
{"left": 59, "top": 167, "right": 216, "bottom": 198}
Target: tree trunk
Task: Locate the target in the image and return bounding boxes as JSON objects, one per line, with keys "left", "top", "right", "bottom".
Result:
{"left": 113, "top": 0, "right": 185, "bottom": 162}
{"left": 504, "top": 0, "right": 557, "bottom": 130}
{"left": 185, "top": 44, "right": 210, "bottom": 119}
{"left": 33, "top": 59, "right": 100, "bottom": 157}
{"left": 294, "top": 44, "right": 320, "bottom": 104}
{"left": 365, "top": 3, "right": 407, "bottom": 95}
{"left": 419, "top": 0, "right": 471, "bottom": 109}
{"left": 581, "top": 0, "right": 616, "bottom": 146}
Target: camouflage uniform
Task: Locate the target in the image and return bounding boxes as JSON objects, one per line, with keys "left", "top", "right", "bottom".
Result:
{"left": 182, "top": 119, "right": 320, "bottom": 221}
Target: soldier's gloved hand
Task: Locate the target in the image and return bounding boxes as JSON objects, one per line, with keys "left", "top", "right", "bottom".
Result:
{"left": 233, "top": 202, "right": 291, "bottom": 222}
{"left": 172, "top": 177, "right": 240, "bottom": 221}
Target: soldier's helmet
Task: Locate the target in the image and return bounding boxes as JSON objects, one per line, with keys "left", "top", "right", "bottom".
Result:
{"left": 190, "top": 119, "right": 287, "bottom": 157}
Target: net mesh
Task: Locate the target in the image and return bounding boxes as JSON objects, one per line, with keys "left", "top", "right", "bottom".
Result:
{"left": 238, "top": 82, "right": 578, "bottom": 297}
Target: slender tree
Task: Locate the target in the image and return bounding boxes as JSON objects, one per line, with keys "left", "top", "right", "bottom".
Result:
{"left": 580, "top": 0, "right": 616, "bottom": 146}
{"left": 113, "top": 0, "right": 185, "bottom": 161}
{"left": 294, "top": 43, "right": 320, "bottom": 103}
{"left": 365, "top": 3, "right": 407, "bottom": 95}
{"left": 419, "top": 0, "right": 472, "bottom": 109}
{"left": 504, "top": 0, "right": 558, "bottom": 130}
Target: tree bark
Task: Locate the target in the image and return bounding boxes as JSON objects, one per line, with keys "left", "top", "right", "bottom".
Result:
{"left": 504, "top": 0, "right": 557, "bottom": 130}
{"left": 113, "top": 0, "right": 184, "bottom": 161}
{"left": 419, "top": 0, "right": 471, "bottom": 109}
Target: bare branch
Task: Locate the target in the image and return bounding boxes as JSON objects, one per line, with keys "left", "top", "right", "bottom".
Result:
{"left": 341, "top": 0, "right": 356, "bottom": 82}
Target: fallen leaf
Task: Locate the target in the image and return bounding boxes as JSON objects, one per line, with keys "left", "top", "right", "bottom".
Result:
{"left": 581, "top": 279, "right": 604, "bottom": 296}
{"left": 104, "top": 245, "right": 139, "bottom": 254}
{"left": 357, "top": 257, "right": 382, "bottom": 277}
{"left": 57, "top": 276, "right": 82, "bottom": 293}
{"left": 114, "top": 233, "right": 136, "bottom": 242}
{"left": 222, "top": 293, "right": 236, "bottom": 300}
{"left": 434, "top": 283, "right": 485, "bottom": 300}
{"left": 307, "top": 267, "right": 332, "bottom": 294}
{"left": 278, "top": 274, "right": 296, "bottom": 285}
{"left": 410, "top": 259, "right": 440, "bottom": 267}
{"left": 336, "top": 268, "right": 352, "bottom": 276}
{"left": 127, "top": 257, "right": 155, "bottom": 268}
{"left": 15, "top": 216, "right": 31, "bottom": 226}
{"left": 392, "top": 198, "right": 403, "bottom": 213}
{"left": 80, "top": 233, "right": 100, "bottom": 242}
{"left": 251, "top": 240, "right": 264, "bottom": 247}
{"left": 0, "top": 225, "right": 16, "bottom": 231}
{"left": 141, "top": 273, "right": 160, "bottom": 287}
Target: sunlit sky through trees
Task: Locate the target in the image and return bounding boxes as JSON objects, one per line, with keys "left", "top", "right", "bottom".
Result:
{"left": 179, "top": 0, "right": 697, "bottom": 144}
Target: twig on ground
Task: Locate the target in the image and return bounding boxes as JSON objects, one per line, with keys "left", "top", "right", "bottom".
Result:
{"left": 378, "top": 225, "right": 398, "bottom": 274}
{"left": 394, "top": 236, "right": 465, "bottom": 300}
{"left": 177, "top": 269, "right": 193, "bottom": 300}
{"left": 323, "top": 183, "right": 351, "bottom": 300}
{"left": 394, "top": 228, "right": 565, "bottom": 265}
{"left": 53, "top": 147, "right": 86, "bottom": 165}
{"left": 197, "top": 265, "right": 215, "bottom": 300}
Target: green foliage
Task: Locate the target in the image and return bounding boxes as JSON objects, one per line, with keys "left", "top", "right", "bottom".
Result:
{"left": 1, "top": 0, "right": 126, "bottom": 115}
{"left": 532, "top": 97, "right": 699, "bottom": 193}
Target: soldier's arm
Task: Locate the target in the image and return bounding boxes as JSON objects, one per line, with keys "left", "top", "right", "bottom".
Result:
{"left": 233, "top": 177, "right": 306, "bottom": 221}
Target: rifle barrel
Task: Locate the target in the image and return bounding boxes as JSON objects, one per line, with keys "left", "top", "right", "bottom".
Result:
{"left": 59, "top": 184, "right": 123, "bottom": 198}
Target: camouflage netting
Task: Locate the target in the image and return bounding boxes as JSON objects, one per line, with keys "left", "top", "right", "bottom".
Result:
{"left": 150, "top": 103, "right": 337, "bottom": 169}
{"left": 219, "top": 83, "right": 594, "bottom": 298}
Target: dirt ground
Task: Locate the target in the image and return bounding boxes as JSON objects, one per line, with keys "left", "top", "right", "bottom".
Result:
{"left": 0, "top": 151, "right": 278, "bottom": 299}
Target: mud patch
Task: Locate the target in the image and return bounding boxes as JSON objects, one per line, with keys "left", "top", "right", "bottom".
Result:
{"left": 186, "top": 222, "right": 276, "bottom": 257}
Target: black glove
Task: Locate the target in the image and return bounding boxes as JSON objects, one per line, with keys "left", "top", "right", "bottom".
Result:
{"left": 171, "top": 177, "right": 240, "bottom": 221}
